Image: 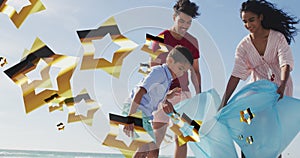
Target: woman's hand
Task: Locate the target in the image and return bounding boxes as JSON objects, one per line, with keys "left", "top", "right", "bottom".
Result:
{"left": 277, "top": 64, "right": 290, "bottom": 100}
{"left": 218, "top": 76, "right": 240, "bottom": 111}
{"left": 277, "top": 82, "right": 286, "bottom": 100}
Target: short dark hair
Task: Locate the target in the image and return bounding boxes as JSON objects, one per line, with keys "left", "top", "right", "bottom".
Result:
{"left": 173, "top": 0, "right": 200, "bottom": 18}
{"left": 168, "top": 45, "right": 194, "bottom": 66}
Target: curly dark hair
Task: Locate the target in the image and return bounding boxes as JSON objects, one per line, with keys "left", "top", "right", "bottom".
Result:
{"left": 173, "top": 0, "right": 200, "bottom": 18}
{"left": 240, "top": 0, "right": 299, "bottom": 44}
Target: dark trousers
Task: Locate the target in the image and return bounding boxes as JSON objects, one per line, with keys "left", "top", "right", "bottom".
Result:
{"left": 241, "top": 152, "right": 282, "bottom": 158}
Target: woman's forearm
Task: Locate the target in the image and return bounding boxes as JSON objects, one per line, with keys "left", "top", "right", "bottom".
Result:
{"left": 280, "top": 64, "right": 290, "bottom": 86}
{"left": 219, "top": 76, "right": 240, "bottom": 109}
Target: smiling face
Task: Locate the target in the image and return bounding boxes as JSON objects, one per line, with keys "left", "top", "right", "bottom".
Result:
{"left": 241, "top": 11, "right": 263, "bottom": 34}
{"left": 172, "top": 11, "right": 192, "bottom": 36}
{"left": 167, "top": 57, "right": 191, "bottom": 78}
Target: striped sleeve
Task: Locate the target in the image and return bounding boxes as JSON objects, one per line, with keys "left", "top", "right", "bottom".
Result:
{"left": 232, "top": 43, "right": 251, "bottom": 80}
{"left": 277, "top": 33, "right": 294, "bottom": 71}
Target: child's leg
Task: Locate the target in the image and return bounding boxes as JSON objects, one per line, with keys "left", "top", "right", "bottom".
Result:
{"left": 170, "top": 91, "right": 191, "bottom": 158}
{"left": 134, "top": 150, "right": 148, "bottom": 158}
{"left": 135, "top": 138, "right": 160, "bottom": 158}
{"left": 152, "top": 102, "right": 171, "bottom": 151}
{"left": 133, "top": 121, "right": 168, "bottom": 158}
{"left": 147, "top": 122, "right": 168, "bottom": 158}
{"left": 152, "top": 122, "right": 169, "bottom": 146}
{"left": 175, "top": 137, "right": 187, "bottom": 158}
{"left": 147, "top": 148, "right": 159, "bottom": 158}
{"left": 151, "top": 91, "right": 191, "bottom": 158}
{"left": 134, "top": 143, "right": 150, "bottom": 158}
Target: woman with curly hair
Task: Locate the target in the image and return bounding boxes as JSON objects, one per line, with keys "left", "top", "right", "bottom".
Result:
{"left": 219, "top": 0, "right": 299, "bottom": 157}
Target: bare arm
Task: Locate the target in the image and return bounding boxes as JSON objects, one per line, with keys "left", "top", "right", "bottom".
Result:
{"left": 277, "top": 64, "right": 290, "bottom": 100}
{"left": 219, "top": 75, "right": 240, "bottom": 110}
{"left": 191, "top": 59, "right": 201, "bottom": 94}
{"left": 128, "top": 87, "right": 147, "bottom": 115}
{"left": 124, "top": 87, "right": 147, "bottom": 137}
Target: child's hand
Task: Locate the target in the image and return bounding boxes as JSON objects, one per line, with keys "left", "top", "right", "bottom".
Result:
{"left": 166, "top": 87, "right": 181, "bottom": 99}
{"left": 123, "top": 123, "right": 134, "bottom": 137}
{"left": 162, "top": 100, "right": 174, "bottom": 114}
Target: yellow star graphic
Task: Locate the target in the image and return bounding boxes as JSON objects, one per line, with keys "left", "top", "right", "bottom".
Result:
{"left": 4, "top": 37, "right": 78, "bottom": 113}
{"left": 240, "top": 107, "right": 255, "bottom": 125}
{"left": 170, "top": 113, "right": 201, "bottom": 146}
{"left": 0, "top": 0, "right": 45, "bottom": 28}
{"left": 77, "top": 16, "right": 138, "bottom": 78}
{"left": 64, "top": 89, "right": 100, "bottom": 126}
{"left": 141, "top": 33, "right": 168, "bottom": 60}
{"left": 0, "top": 56, "right": 8, "bottom": 67}
{"left": 102, "top": 112, "right": 155, "bottom": 158}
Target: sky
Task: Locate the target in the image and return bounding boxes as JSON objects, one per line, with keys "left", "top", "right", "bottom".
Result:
{"left": 0, "top": 0, "right": 300, "bottom": 157}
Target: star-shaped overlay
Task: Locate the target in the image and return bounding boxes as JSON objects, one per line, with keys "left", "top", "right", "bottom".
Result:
{"left": 5, "top": 0, "right": 31, "bottom": 13}
{"left": 0, "top": 0, "right": 45, "bottom": 28}
{"left": 180, "top": 122, "right": 195, "bottom": 137}
{"left": 93, "top": 33, "right": 120, "bottom": 61}
{"left": 77, "top": 16, "right": 138, "bottom": 78}
{"left": 115, "top": 124, "right": 134, "bottom": 147}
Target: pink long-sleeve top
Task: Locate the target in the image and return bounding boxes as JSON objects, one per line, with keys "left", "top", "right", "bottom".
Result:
{"left": 232, "top": 29, "right": 294, "bottom": 96}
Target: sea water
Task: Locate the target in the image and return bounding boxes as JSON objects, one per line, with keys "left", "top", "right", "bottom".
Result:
{"left": 0, "top": 149, "right": 117, "bottom": 158}
{"left": 0, "top": 149, "right": 195, "bottom": 158}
